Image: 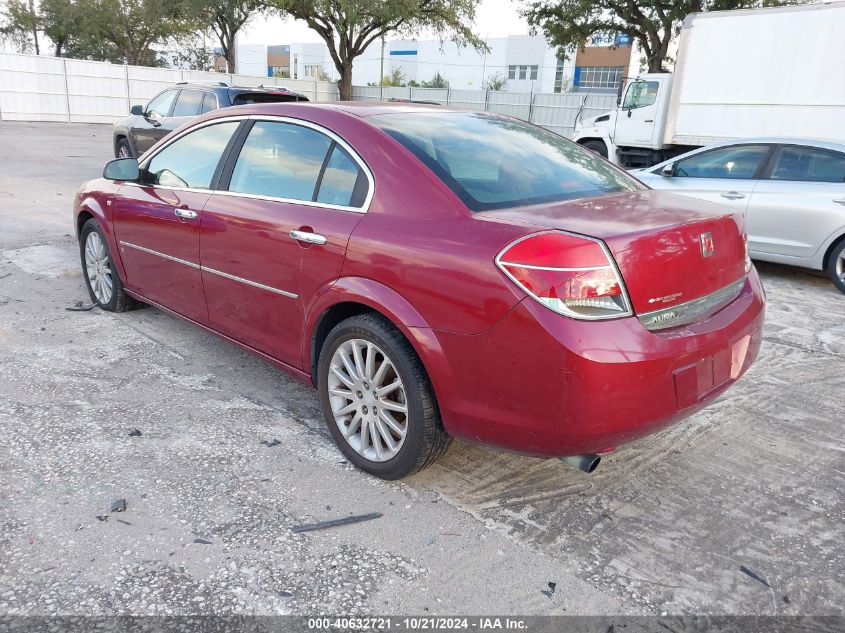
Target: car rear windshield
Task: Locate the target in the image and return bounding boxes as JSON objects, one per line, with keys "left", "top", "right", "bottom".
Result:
{"left": 232, "top": 92, "right": 304, "bottom": 105}
{"left": 370, "top": 112, "right": 640, "bottom": 211}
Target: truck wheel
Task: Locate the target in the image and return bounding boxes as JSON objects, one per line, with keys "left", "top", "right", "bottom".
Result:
{"left": 827, "top": 239, "right": 845, "bottom": 294}
{"left": 581, "top": 140, "right": 608, "bottom": 159}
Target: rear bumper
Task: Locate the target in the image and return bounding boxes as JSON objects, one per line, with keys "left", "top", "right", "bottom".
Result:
{"left": 432, "top": 269, "right": 765, "bottom": 457}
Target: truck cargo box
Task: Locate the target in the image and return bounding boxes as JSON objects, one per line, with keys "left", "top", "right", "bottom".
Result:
{"left": 666, "top": 2, "right": 845, "bottom": 146}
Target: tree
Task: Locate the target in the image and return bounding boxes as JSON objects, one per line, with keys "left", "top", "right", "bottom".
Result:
{"left": 267, "top": 0, "right": 487, "bottom": 100}
{"left": 380, "top": 67, "right": 406, "bottom": 87}
{"left": 520, "top": 0, "right": 804, "bottom": 73}
{"left": 83, "top": 0, "right": 197, "bottom": 66}
{"left": 0, "top": 0, "right": 40, "bottom": 54}
{"left": 482, "top": 71, "right": 507, "bottom": 91}
{"left": 188, "top": 0, "right": 264, "bottom": 73}
{"left": 39, "top": 0, "right": 91, "bottom": 57}
{"left": 421, "top": 71, "right": 449, "bottom": 88}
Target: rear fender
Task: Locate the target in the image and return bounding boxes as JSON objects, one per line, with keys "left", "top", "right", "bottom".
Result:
{"left": 302, "top": 277, "right": 459, "bottom": 432}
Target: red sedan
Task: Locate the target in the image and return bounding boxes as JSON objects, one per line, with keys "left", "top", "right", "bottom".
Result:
{"left": 73, "top": 103, "right": 765, "bottom": 479}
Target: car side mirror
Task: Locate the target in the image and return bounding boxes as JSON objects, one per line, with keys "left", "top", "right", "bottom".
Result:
{"left": 130, "top": 105, "right": 144, "bottom": 115}
{"left": 103, "top": 157, "right": 139, "bottom": 182}
{"left": 661, "top": 163, "right": 674, "bottom": 177}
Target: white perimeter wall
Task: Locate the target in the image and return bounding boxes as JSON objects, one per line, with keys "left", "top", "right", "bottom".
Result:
{"left": 0, "top": 51, "right": 616, "bottom": 137}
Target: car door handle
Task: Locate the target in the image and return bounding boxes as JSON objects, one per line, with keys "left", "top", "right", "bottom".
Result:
{"left": 721, "top": 192, "right": 745, "bottom": 200}
{"left": 174, "top": 208, "right": 197, "bottom": 219}
{"left": 833, "top": 199, "right": 845, "bottom": 205}
{"left": 290, "top": 229, "right": 327, "bottom": 245}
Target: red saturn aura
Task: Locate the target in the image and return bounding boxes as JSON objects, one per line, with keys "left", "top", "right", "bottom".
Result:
{"left": 74, "top": 103, "right": 765, "bottom": 479}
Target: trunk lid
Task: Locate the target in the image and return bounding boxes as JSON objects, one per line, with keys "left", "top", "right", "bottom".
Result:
{"left": 480, "top": 190, "right": 747, "bottom": 316}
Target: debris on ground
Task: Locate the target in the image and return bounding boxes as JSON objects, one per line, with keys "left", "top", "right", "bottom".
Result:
{"left": 95, "top": 515, "right": 108, "bottom": 522}
{"left": 260, "top": 439, "right": 281, "bottom": 447}
{"left": 110, "top": 499, "right": 127, "bottom": 513}
{"left": 193, "top": 538, "right": 212, "bottom": 545}
{"left": 66, "top": 301, "right": 97, "bottom": 312}
{"left": 115, "top": 519, "right": 132, "bottom": 526}
{"left": 739, "top": 565, "right": 771, "bottom": 588}
{"left": 541, "top": 581, "right": 557, "bottom": 598}
{"left": 291, "top": 512, "right": 383, "bottom": 534}
{"left": 128, "top": 428, "right": 142, "bottom": 437}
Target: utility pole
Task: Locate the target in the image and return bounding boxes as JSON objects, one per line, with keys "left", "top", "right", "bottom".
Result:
{"left": 380, "top": 36, "right": 385, "bottom": 101}
{"left": 480, "top": 34, "right": 488, "bottom": 88}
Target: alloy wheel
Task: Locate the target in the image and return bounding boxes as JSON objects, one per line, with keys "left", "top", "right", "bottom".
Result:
{"left": 837, "top": 251, "right": 845, "bottom": 283}
{"left": 328, "top": 338, "right": 408, "bottom": 462}
{"left": 117, "top": 144, "right": 130, "bottom": 158}
{"left": 84, "top": 231, "right": 114, "bottom": 304}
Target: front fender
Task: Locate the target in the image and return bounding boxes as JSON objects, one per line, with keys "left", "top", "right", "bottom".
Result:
{"left": 74, "top": 184, "right": 127, "bottom": 283}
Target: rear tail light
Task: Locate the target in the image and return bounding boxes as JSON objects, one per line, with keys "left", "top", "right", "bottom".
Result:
{"left": 496, "top": 230, "right": 632, "bottom": 320}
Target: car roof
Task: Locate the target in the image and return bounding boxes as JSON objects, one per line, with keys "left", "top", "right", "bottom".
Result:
{"left": 174, "top": 81, "right": 306, "bottom": 97}
{"left": 225, "top": 101, "right": 468, "bottom": 118}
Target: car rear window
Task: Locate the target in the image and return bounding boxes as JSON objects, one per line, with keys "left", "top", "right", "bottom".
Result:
{"left": 369, "top": 111, "right": 640, "bottom": 211}
{"left": 232, "top": 92, "right": 304, "bottom": 105}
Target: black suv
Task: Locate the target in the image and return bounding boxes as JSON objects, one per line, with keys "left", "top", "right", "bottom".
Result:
{"left": 112, "top": 81, "right": 309, "bottom": 158}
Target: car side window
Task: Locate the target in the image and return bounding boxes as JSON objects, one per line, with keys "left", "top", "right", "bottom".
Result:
{"left": 228, "top": 121, "right": 332, "bottom": 202}
{"left": 316, "top": 145, "right": 365, "bottom": 207}
{"left": 171, "top": 90, "right": 204, "bottom": 118}
{"left": 674, "top": 145, "right": 770, "bottom": 179}
{"left": 144, "top": 122, "right": 239, "bottom": 188}
{"left": 146, "top": 90, "right": 178, "bottom": 119}
{"left": 200, "top": 92, "right": 217, "bottom": 114}
{"left": 622, "top": 81, "right": 658, "bottom": 110}
{"left": 770, "top": 146, "right": 845, "bottom": 183}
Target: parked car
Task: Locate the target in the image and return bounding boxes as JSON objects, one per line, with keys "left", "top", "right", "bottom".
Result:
{"left": 633, "top": 138, "right": 845, "bottom": 293}
{"left": 75, "top": 103, "right": 765, "bottom": 479}
{"left": 112, "top": 81, "right": 308, "bottom": 158}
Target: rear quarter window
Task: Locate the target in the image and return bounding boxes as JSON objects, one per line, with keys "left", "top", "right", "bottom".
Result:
{"left": 232, "top": 92, "right": 305, "bottom": 105}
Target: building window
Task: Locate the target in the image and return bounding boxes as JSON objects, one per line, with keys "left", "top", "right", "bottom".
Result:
{"left": 304, "top": 64, "right": 323, "bottom": 78}
{"left": 508, "top": 64, "right": 539, "bottom": 82}
{"left": 575, "top": 66, "right": 624, "bottom": 90}
{"left": 554, "top": 59, "right": 565, "bottom": 93}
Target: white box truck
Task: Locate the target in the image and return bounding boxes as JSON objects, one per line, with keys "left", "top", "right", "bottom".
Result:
{"left": 571, "top": 1, "right": 845, "bottom": 168}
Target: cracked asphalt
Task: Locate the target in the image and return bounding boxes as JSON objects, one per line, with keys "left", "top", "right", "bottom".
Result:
{"left": 0, "top": 121, "right": 842, "bottom": 617}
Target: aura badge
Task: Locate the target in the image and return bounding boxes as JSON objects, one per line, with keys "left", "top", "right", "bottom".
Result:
{"left": 700, "top": 232, "right": 715, "bottom": 257}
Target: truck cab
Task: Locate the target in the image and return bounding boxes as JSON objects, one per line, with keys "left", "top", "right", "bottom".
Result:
{"left": 573, "top": 74, "right": 675, "bottom": 169}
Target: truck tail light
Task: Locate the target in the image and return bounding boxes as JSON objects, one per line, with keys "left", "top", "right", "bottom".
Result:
{"left": 496, "top": 230, "right": 633, "bottom": 320}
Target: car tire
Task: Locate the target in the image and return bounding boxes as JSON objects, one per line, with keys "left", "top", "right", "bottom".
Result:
{"left": 115, "top": 137, "right": 133, "bottom": 159}
{"left": 581, "top": 140, "right": 608, "bottom": 159}
{"left": 827, "top": 239, "right": 845, "bottom": 294}
{"left": 79, "top": 218, "right": 139, "bottom": 312}
{"left": 318, "top": 313, "right": 451, "bottom": 480}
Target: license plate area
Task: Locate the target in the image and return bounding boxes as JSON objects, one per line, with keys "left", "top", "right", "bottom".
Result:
{"left": 672, "top": 335, "right": 751, "bottom": 409}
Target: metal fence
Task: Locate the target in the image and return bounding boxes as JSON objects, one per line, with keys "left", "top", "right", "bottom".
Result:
{"left": 350, "top": 85, "right": 616, "bottom": 136}
{"left": 0, "top": 52, "right": 337, "bottom": 124}
{"left": 0, "top": 52, "right": 616, "bottom": 136}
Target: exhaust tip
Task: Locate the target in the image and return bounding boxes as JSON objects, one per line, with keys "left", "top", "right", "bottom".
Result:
{"left": 560, "top": 454, "right": 601, "bottom": 473}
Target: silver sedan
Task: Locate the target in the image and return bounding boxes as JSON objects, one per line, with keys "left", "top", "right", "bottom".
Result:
{"left": 634, "top": 138, "right": 845, "bottom": 293}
